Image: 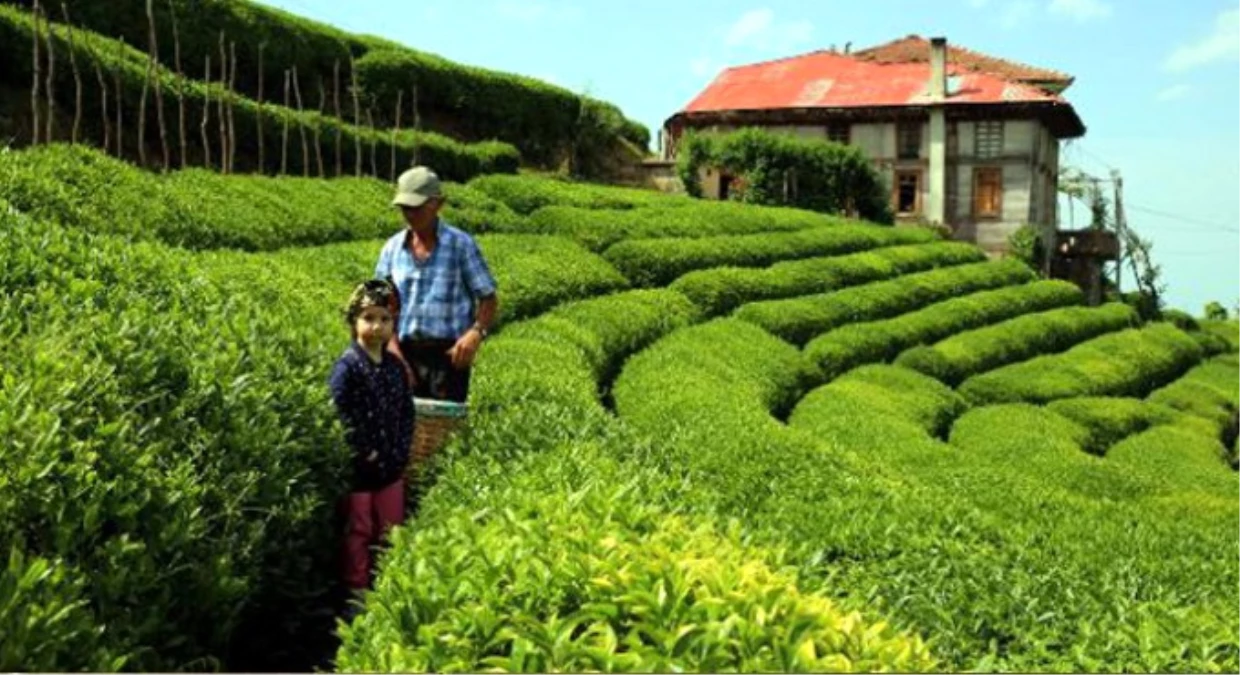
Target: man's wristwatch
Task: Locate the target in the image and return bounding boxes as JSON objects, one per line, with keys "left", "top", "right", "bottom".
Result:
{"left": 470, "top": 323, "right": 489, "bottom": 340}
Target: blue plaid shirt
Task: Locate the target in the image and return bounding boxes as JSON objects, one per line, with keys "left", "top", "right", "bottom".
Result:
{"left": 375, "top": 220, "right": 497, "bottom": 341}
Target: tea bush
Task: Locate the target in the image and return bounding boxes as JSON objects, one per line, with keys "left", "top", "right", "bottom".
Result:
{"left": 671, "top": 241, "right": 985, "bottom": 317}
{"left": 0, "top": 7, "right": 520, "bottom": 178}
{"left": 469, "top": 173, "right": 687, "bottom": 214}
{"left": 896, "top": 302, "right": 1139, "bottom": 386}
{"left": 519, "top": 202, "right": 839, "bottom": 252}
{"left": 1045, "top": 397, "right": 1217, "bottom": 455}
{"left": 0, "top": 207, "right": 349, "bottom": 671}
{"left": 500, "top": 289, "right": 702, "bottom": 383}
{"left": 0, "top": 144, "right": 519, "bottom": 251}
{"left": 804, "top": 280, "right": 1083, "bottom": 381}
{"left": 603, "top": 225, "right": 936, "bottom": 288}
{"left": 736, "top": 259, "right": 1034, "bottom": 346}
{"left": 792, "top": 365, "right": 967, "bottom": 439}
{"left": 958, "top": 323, "right": 1206, "bottom": 405}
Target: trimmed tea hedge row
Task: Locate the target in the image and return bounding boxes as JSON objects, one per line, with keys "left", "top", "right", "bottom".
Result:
{"left": 604, "top": 225, "right": 937, "bottom": 288}
{"left": 354, "top": 49, "right": 648, "bottom": 166}
{"left": 1045, "top": 397, "right": 1217, "bottom": 456}
{"left": 957, "top": 323, "right": 1206, "bottom": 405}
{"left": 477, "top": 235, "right": 630, "bottom": 324}
{"left": 0, "top": 7, "right": 520, "bottom": 179}
{"left": 1199, "top": 319, "right": 1239, "bottom": 350}
{"left": 469, "top": 173, "right": 689, "bottom": 214}
{"left": 1107, "top": 426, "right": 1239, "bottom": 495}
{"left": 338, "top": 473, "right": 933, "bottom": 673}
{"left": 229, "top": 234, "right": 630, "bottom": 328}
{"left": 1, "top": 207, "right": 351, "bottom": 671}
{"left": 519, "top": 202, "right": 842, "bottom": 252}
{"left": 0, "top": 144, "right": 523, "bottom": 251}
{"left": 671, "top": 241, "right": 985, "bottom": 317}
{"left": 791, "top": 365, "right": 967, "bottom": 439}
{"left": 336, "top": 303, "right": 930, "bottom": 671}
{"left": 1147, "top": 354, "right": 1239, "bottom": 433}
{"left": 736, "top": 259, "right": 1035, "bottom": 346}
{"left": 804, "top": 280, "right": 1083, "bottom": 381}
{"left": 500, "top": 289, "right": 702, "bottom": 383}
{"left": 896, "top": 302, "right": 1139, "bottom": 386}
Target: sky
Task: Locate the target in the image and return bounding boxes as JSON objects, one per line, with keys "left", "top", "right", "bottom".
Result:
{"left": 258, "top": 0, "right": 1239, "bottom": 314}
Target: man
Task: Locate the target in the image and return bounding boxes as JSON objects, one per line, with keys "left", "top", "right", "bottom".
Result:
{"left": 375, "top": 166, "right": 499, "bottom": 403}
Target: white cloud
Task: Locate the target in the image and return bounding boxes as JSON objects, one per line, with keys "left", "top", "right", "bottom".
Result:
{"left": 1048, "top": 0, "right": 1113, "bottom": 22}
{"left": 999, "top": 0, "right": 1037, "bottom": 29}
{"left": 1163, "top": 6, "right": 1240, "bottom": 72}
{"left": 690, "top": 56, "right": 716, "bottom": 77}
{"left": 1155, "top": 83, "right": 1191, "bottom": 102}
{"left": 723, "top": 8, "right": 814, "bottom": 51}
{"left": 493, "top": 0, "right": 579, "bottom": 23}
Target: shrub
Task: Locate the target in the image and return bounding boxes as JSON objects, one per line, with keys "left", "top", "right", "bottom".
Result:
{"left": 671, "top": 241, "right": 985, "bottom": 316}
{"left": 0, "top": 208, "right": 350, "bottom": 671}
{"left": 958, "top": 323, "right": 1206, "bottom": 405}
{"left": 468, "top": 173, "right": 688, "bottom": 215}
{"left": 792, "top": 365, "right": 967, "bottom": 439}
{"left": 675, "top": 127, "right": 892, "bottom": 223}
{"left": 894, "top": 302, "right": 1138, "bottom": 386}
{"left": 519, "top": 202, "right": 840, "bottom": 252}
{"left": 805, "top": 280, "right": 1083, "bottom": 381}
{"left": 500, "top": 289, "right": 701, "bottom": 383}
{"left": 1146, "top": 354, "right": 1239, "bottom": 435}
{"left": 337, "top": 485, "right": 934, "bottom": 673}
{"left": 735, "top": 259, "right": 1034, "bottom": 346}
{"left": 1045, "top": 397, "right": 1213, "bottom": 455}
{"left": 603, "top": 225, "right": 935, "bottom": 288}
{"left": 476, "top": 235, "right": 630, "bottom": 324}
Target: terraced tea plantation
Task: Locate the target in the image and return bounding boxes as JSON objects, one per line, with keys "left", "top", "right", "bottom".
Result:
{"left": 3, "top": 144, "right": 1237, "bottom": 673}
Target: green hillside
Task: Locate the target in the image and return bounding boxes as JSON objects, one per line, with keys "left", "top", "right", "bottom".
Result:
{"left": 2, "top": 0, "right": 647, "bottom": 171}
{"left": 2, "top": 143, "right": 1237, "bottom": 673}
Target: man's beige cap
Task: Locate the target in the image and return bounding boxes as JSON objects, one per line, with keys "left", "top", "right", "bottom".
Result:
{"left": 392, "top": 166, "right": 442, "bottom": 208}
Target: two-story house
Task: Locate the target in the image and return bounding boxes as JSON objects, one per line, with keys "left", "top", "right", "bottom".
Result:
{"left": 659, "top": 35, "right": 1086, "bottom": 256}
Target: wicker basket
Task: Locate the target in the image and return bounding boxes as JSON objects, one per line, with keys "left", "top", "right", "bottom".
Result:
{"left": 409, "top": 397, "right": 468, "bottom": 477}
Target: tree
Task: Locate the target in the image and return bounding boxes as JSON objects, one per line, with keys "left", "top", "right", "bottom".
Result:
{"left": 1203, "top": 301, "right": 1229, "bottom": 321}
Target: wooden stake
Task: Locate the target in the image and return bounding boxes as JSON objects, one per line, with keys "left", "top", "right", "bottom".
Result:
{"left": 200, "top": 54, "right": 211, "bottom": 169}
{"left": 227, "top": 41, "right": 237, "bottom": 173}
{"left": 147, "top": 0, "right": 170, "bottom": 170}
{"left": 314, "top": 78, "right": 326, "bottom": 177}
{"left": 292, "top": 65, "right": 308, "bottom": 176}
{"left": 43, "top": 6, "right": 56, "bottom": 143}
{"left": 31, "top": 0, "right": 41, "bottom": 144}
{"left": 216, "top": 33, "right": 226, "bottom": 173}
{"left": 60, "top": 4, "right": 82, "bottom": 144}
{"left": 167, "top": 0, "right": 186, "bottom": 167}
{"left": 85, "top": 34, "right": 110, "bottom": 152}
{"left": 114, "top": 38, "right": 124, "bottom": 155}
{"left": 411, "top": 84, "right": 420, "bottom": 165}
{"left": 281, "top": 69, "right": 290, "bottom": 175}
{"left": 332, "top": 58, "right": 342, "bottom": 177}
{"left": 256, "top": 42, "right": 265, "bottom": 172}
{"left": 349, "top": 52, "right": 361, "bottom": 177}
{"left": 391, "top": 89, "right": 402, "bottom": 179}
{"left": 366, "top": 104, "right": 377, "bottom": 178}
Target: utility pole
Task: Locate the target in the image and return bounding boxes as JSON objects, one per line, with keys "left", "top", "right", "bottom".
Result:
{"left": 1110, "top": 168, "right": 1125, "bottom": 295}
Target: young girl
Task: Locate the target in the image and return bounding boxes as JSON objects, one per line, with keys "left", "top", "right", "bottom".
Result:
{"left": 328, "top": 279, "right": 414, "bottom": 603}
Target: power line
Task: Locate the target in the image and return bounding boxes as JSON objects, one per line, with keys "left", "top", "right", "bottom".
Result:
{"left": 1125, "top": 203, "right": 1240, "bottom": 234}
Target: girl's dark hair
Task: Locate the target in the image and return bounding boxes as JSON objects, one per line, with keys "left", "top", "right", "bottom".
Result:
{"left": 344, "top": 278, "right": 399, "bottom": 327}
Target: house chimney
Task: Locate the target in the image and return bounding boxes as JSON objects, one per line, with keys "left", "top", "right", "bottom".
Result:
{"left": 930, "top": 36, "right": 947, "bottom": 101}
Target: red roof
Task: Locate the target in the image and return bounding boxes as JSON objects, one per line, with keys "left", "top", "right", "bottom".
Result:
{"left": 852, "top": 35, "right": 1073, "bottom": 87}
{"left": 682, "top": 50, "right": 1068, "bottom": 114}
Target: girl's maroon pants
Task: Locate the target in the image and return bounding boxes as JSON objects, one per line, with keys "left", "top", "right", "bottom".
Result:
{"left": 342, "top": 478, "right": 405, "bottom": 590}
